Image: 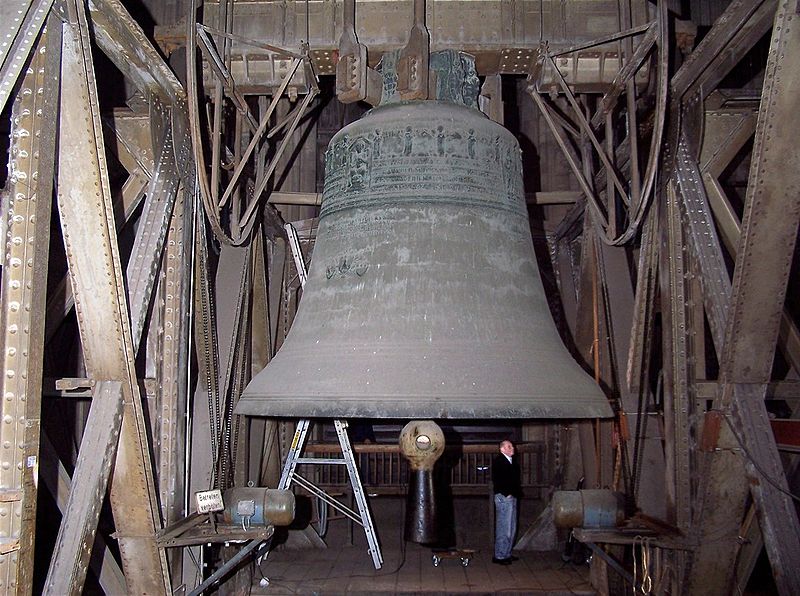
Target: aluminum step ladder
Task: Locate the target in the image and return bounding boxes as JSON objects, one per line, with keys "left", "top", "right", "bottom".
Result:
{"left": 278, "top": 419, "right": 383, "bottom": 569}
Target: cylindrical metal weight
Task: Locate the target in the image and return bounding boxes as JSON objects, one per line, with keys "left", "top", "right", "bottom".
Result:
{"left": 405, "top": 468, "right": 438, "bottom": 544}
{"left": 552, "top": 490, "right": 625, "bottom": 528}
{"left": 222, "top": 488, "right": 295, "bottom": 527}
{"left": 400, "top": 420, "right": 445, "bottom": 543}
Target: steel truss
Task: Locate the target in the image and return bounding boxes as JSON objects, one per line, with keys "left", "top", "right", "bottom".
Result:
{"left": 530, "top": 0, "right": 800, "bottom": 593}
{"left": 0, "top": 0, "right": 196, "bottom": 593}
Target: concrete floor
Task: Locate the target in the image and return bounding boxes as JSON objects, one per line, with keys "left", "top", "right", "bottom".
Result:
{"left": 253, "top": 542, "right": 594, "bottom": 594}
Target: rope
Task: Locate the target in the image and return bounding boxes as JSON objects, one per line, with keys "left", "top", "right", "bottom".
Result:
{"left": 632, "top": 536, "right": 674, "bottom": 595}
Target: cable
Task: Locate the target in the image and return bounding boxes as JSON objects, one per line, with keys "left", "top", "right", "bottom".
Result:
{"left": 723, "top": 415, "right": 800, "bottom": 503}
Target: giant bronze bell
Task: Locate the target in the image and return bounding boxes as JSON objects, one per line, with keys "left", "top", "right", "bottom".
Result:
{"left": 236, "top": 98, "right": 611, "bottom": 420}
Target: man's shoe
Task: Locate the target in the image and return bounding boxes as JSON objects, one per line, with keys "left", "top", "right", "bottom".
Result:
{"left": 509, "top": 555, "right": 519, "bottom": 562}
{"left": 492, "top": 557, "right": 512, "bottom": 565}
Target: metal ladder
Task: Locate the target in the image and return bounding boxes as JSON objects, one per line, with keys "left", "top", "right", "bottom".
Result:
{"left": 279, "top": 419, "right": 383, "bottom": 569}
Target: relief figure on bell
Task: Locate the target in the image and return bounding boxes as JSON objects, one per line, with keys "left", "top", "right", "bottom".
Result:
{"left": 372, "top": 130, "right": 382, "bottom": 159}
{"left": 436, "top": 126, "right": 445, "bottom": 157}
{"left": 403, "top": 126, "right": 413, "bottom": 156}
{"left": 415, "top": 128, "right": 435, "bottom": 157}
{"left": 347, "top": 137, "right": 371, "bottom": 191}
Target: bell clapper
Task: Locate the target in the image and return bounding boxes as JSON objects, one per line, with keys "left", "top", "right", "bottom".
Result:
{"left": 399, "top": 420, "right": 445, "bottom": 544}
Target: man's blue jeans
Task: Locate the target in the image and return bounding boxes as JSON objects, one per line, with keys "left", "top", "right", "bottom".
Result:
{"left": 494, "top": 493, "right": 518, "bottom": 560}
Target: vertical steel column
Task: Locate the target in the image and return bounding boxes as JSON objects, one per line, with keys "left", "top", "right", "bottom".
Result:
{"left": 0, "top": 18, "right": 59, "bottom": 593}
{"left": 659, "top": 182, "right": 693, "bottom": 532}
{"left": 156, "top": 181, "right": 194, "bottom": 526}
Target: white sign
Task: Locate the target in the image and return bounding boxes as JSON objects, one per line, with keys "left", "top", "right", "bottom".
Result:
{"left": 195, "top": 489, "right": 224, "bottom": 514}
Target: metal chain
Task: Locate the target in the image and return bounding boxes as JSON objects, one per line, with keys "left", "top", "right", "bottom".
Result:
{"left": 228, "top": 309, "right": 251, "bottom": 485}
{"left": 217, "top": 244, "right": 253, "bottom": 488}
{"left": 195, "top": 212, "right": 223, "bottom": 487}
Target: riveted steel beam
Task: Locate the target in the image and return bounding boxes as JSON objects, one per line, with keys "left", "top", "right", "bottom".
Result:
{"left": 717, "top": 2, "right": 800, "bottom": 589}
{"left": 688, "top": 2, "right": 800, "bottom": 593}
{"left": 698, "top": 107, "right": 800, "bottom": 379}
{"left": 43, "top": 382, "right": 126, "bottom": 594}
{"left": 125, "top": 103, "right": 191, "bottom": 352}
{"left": 34, "top": 13, "right": 193, "bottom": 585}
{"left": 86, "top": 0, "right": 184, "bottom": 104}
{"left": 673, "top": 132, "right": 730, "bottom": 354}
{"left": 681, "top": 0, "right": 777, "bottom": 104}
{"left": 38, "top": 435, "right": 126, "bottom": 594}
{"left": 659, "top": 182, "right": 693, "bottom": 534}
{"left": 156, "top": 183, "right": 194, "bottom": 529}
{"left": 44, "top": 109, "right": 156, "bottom": 347}
{"left": 0, "top": 0, "right": 54, "bottom": 114}
{"left": 105, "top": 110, "right": 155, "bottom": 179}
{"left": 42, "top": 2, "right": 170, "bottom": 592}
{"left": 671, "top": 0, "right": 776, "bottom": 101}
{"left": 700, "top": 108, "right": 757, "bottom": 180}
{"left": 0, "top": 17, "right": 59, "bottom": 593}
{"left": 625, "top": 208, "right": 658, "bottom": 400}
{"left": 104, "top": 109, "right": 155, "bottom": 221}
{"left": 590, "top": 21, "right": 657, "bottom": 129}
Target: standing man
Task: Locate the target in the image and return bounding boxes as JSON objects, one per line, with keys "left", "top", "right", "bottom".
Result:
{"left": 492, "top": 439, "right": 521, "bottom": 565}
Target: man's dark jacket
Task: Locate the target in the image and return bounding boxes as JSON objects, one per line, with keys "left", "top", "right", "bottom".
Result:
{"left": 492, "top": 454, "right": 521, "bottom": 497}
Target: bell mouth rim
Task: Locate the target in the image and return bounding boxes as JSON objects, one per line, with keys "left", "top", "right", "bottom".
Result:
{"left": 235, "top": 396, "right": 614, "bottom": 420}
